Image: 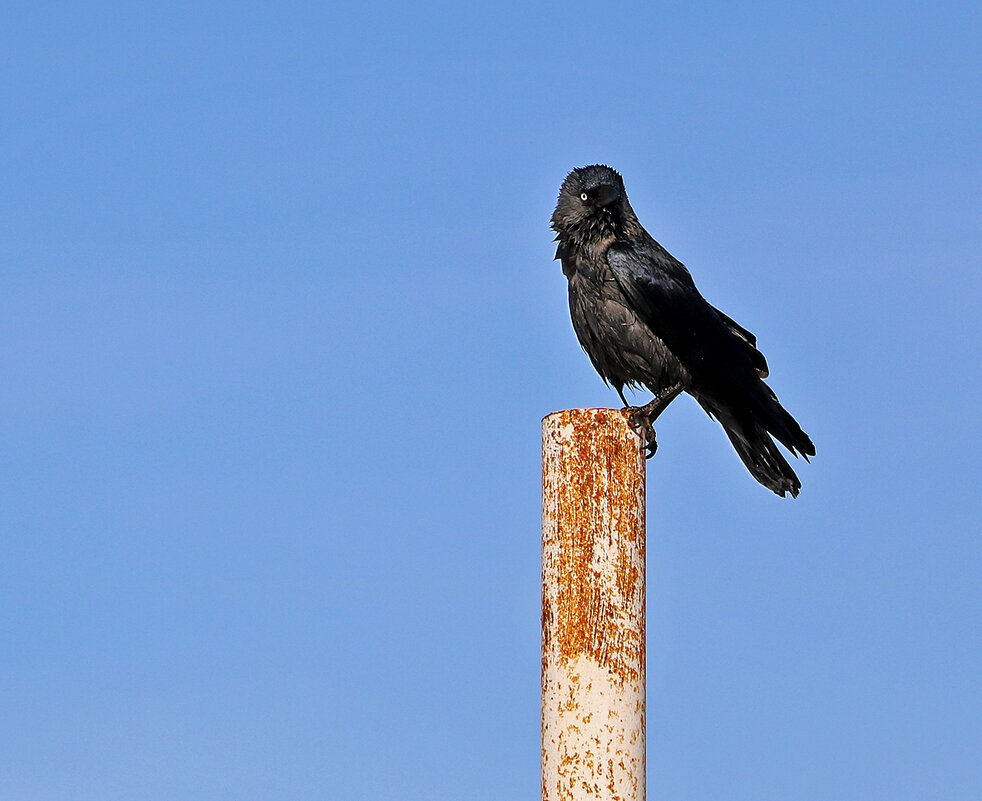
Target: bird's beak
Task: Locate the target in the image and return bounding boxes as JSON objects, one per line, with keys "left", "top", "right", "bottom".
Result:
{"left": 595, "top": 184, "right": 620, "bottom": 208}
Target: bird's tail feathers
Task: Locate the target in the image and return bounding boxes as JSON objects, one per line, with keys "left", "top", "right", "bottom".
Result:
{"left": 700, "top": 398, "right": 805, "bottom": 498}
{"left": 760, "top": 385, "right": 815, "bottom": 460}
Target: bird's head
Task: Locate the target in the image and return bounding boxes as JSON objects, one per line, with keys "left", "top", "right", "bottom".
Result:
{"left": 551, "top": 165, "right": 635, "bottom": 245}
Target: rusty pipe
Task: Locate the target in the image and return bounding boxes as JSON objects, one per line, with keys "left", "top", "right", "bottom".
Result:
{"left": 541, "top": 408, "right": 646, "bottom": 801}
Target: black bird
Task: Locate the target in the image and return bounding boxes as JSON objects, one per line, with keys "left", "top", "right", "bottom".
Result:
{"left": 551, "top": 165, "right": 814, "bottom": 497}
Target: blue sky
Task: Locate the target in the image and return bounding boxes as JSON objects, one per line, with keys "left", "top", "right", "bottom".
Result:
{"left": 2, "top": 1, "right": 980, "bottom": 799}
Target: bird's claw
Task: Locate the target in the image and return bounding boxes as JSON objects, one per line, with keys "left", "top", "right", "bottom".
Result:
{"left": 626, "top": 407, "right": 658, "bottom": 459}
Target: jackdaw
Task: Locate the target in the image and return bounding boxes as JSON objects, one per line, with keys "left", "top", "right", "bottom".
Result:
{"left": 551, "top": 165, "right": 815, "bottom": 497}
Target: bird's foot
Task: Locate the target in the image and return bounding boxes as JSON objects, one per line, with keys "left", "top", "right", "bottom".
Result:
{"left": 626, "top": 406, "right": 658, "bottom": 459}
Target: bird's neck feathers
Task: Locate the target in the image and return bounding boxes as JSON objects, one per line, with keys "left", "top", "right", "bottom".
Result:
{"left": 552, "top": 202, "right": 642, "bottom": 257}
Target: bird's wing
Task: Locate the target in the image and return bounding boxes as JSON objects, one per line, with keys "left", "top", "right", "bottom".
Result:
{"left": 606, "top": 241, "right": 760, "bottom": 399}
{"left": 713, "top": 307, "right": 769, "bottom": 377}
{"left": 607, "top": 240, "right": 813, "bottom": 458}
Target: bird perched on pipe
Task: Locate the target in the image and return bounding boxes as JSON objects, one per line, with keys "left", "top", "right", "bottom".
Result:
{"left": 551, "top": 165, "right": 815, "bottom": 497}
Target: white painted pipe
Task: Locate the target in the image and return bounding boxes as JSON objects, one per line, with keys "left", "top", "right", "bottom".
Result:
{"left": 541, "top": 409, "right": 646, "bottom": 801}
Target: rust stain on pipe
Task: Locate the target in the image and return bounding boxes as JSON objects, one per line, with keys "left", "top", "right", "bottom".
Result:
{"left": 542, "top": 409, "right": 646, "bottom": 801}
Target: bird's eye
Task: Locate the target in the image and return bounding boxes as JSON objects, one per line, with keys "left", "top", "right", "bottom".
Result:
{"left": 580, "top": 192, "right": 589, "bottom": 201}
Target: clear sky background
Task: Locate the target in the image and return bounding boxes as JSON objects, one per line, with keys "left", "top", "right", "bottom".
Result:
{"left": 2, "top": 2, "right": 980, "bottom": 799}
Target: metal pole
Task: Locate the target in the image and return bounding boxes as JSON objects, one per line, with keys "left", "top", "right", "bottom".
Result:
{"left": 541, "top": 408, "right": 646, "bottom": 801}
